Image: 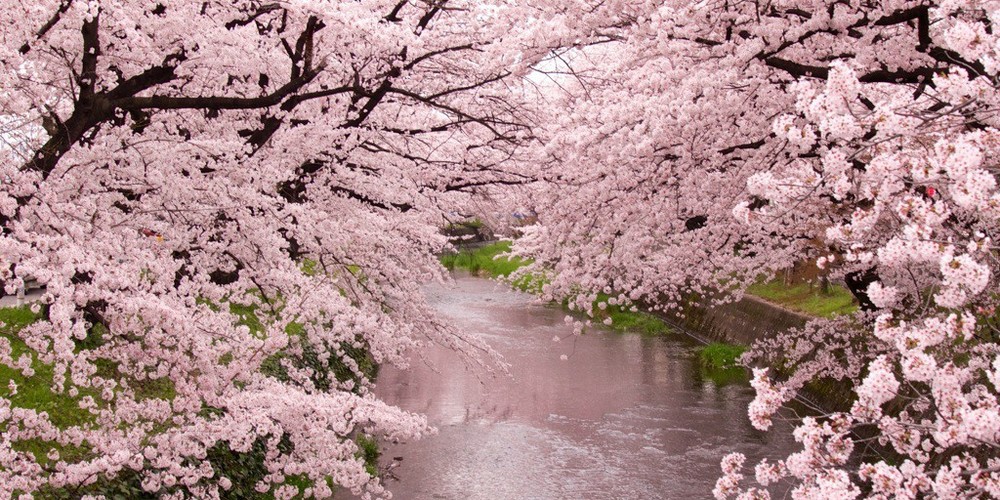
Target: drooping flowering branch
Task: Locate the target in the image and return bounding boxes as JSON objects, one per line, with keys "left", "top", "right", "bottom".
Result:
{"left": 521, "top": 1, "right": 1000, "bottom": 497}
{"left": 0, "top": 0, "right": 620, "bottom": 496}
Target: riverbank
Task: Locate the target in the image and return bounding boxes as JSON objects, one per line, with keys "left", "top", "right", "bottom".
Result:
{"left": 439, "top": 241, "right": 843, "bottom": 346}
{"left": 442, "top": 241, "right": 671, "bottom": 336}
{"left": 439, "top": 241, "right": 859, "bottom": 409}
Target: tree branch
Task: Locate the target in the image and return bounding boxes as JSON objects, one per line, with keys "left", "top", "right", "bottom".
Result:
{"left": 114, "top": 68, "right": 323, "bottom": 111}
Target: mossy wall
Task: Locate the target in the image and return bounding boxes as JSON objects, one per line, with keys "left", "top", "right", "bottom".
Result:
{"left": 662, "top": 294, "right": 810, "bottom": 346}
{"left": 660, "top": 295, "right": 859, "bottom": 411}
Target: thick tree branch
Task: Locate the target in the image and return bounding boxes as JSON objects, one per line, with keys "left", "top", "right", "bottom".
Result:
{"left": 114, "top": 67, "right": 323, "bottom": 111}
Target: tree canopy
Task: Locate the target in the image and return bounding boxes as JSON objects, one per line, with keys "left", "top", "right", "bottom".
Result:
{"left": 0, "top": 0, "right": 596, "bottom": 496}
{"left": 520, "top": 1, "right": 1000, "bottom": 497}
{"left": 3, "top": 0, "right": 1000, "bottom": 498}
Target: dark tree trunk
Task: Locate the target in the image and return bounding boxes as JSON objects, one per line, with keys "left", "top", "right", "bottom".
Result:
{"left": 845, "top": 268, "right": 879, "bottom": 312}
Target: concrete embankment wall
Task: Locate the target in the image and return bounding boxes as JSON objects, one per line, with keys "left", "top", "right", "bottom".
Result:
{"left": 444, "top": 237, "right": 852, "bottom": 408}
{"left": 658, "top": 294, "right": 857, "bottom": 411}
{"left": 659, "top": 294, "right": 810, "bottom": 346}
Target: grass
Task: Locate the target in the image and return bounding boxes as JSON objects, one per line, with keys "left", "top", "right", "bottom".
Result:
{"left": 606, "top": 309, "right": 670, "bottom": 335}
{"left": 697, "top": 342, "right": 746, "bottom": 370}
{"left": 0, "top": 305, "right": 96, "bottom": 464}
{"left": 0, "top": 306, "right": 94, "bottom": 430}
{"left": 444, "top": 244, "right": 861, "bottom": 329}
{"left": 696, "top": 342, "right": 749, "bottom": 385}
{"left": 591, "top": 293, "right": 671, "bottom": 335}
{"left": 355, "top": 434, "right": 381, "bottom": 478}
{"left": 746, "top": 279, "right": 858, "bottom": 318}
{"left": 440, "top": 241, "right": 547, "bottom": 293}
{"left": 440, "top": 241, "right": 527, "bottom": 277}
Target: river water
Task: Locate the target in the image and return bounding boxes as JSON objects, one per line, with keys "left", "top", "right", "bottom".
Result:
{"left": 367, "top": 275, "right": 798, "bottom": 499}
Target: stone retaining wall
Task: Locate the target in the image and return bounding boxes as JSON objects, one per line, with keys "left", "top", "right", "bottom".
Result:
{"left": 657, "top": 294, "right": 858, "bottom": 410}
{"left": 660, "top": 294, "right": 811, "bottom": 346}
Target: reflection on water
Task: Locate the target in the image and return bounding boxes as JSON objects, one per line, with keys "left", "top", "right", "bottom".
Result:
{"left": 363, "top": 275, "right": 797, "bottom": 499}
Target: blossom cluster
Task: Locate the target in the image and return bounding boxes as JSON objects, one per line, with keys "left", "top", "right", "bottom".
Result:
{"left": 0, "top": 0, "right": 596, "bottom": 496}
{"left": 515, "top": 0, "right": 1000, "bottom": 497}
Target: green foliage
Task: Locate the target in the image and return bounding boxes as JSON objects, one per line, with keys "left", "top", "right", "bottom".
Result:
{"left": 223, "top": 291, "right": 380, "bottom": 391}
{"left": 355, "top": 434, "right": 381, "bottom": 478}
{"left": 698, "top": 342, "right": 746, "bottom": 370}
{"left": 696, "top": 343, "right": 749, "bottom": 385}
{"left": 37, "top": 469, "right": 150, "bottom": 500}
{"left": 440, "top": 241, "right": 526, "bottom": 276}
{"left": 592, "top": 293, "right": 671, "bottom": 335}
{"left": 440, "top": 241, "right": 550, "bottom": 293}
{"left": 261, "top": 335, "right": 379, "bottom": 393}
{"left": 203, "top": 438, "right": 281, "bottom": 499}
{"left": 54, "top": 435, "right": 315, "bottom": 499}
{"left": 0, "top": 305, "right": 93, "bottom": 430}
{"left": 746, "top": 279, "right": 858, "bottom": 318}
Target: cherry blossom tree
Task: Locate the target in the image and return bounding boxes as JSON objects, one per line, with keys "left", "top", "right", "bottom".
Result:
{"left": 0, "top": 0, "right": 621, "bottom": 496}
{"left": 7, "top": 0, "right": 1000, "bottom": 497}
{"left": 519, "top": 1, "right": 1000, "bottom": 497}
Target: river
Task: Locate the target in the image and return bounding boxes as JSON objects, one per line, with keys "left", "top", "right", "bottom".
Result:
{"left": 364, "top": 274, "right": 798, "bottom": 499}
